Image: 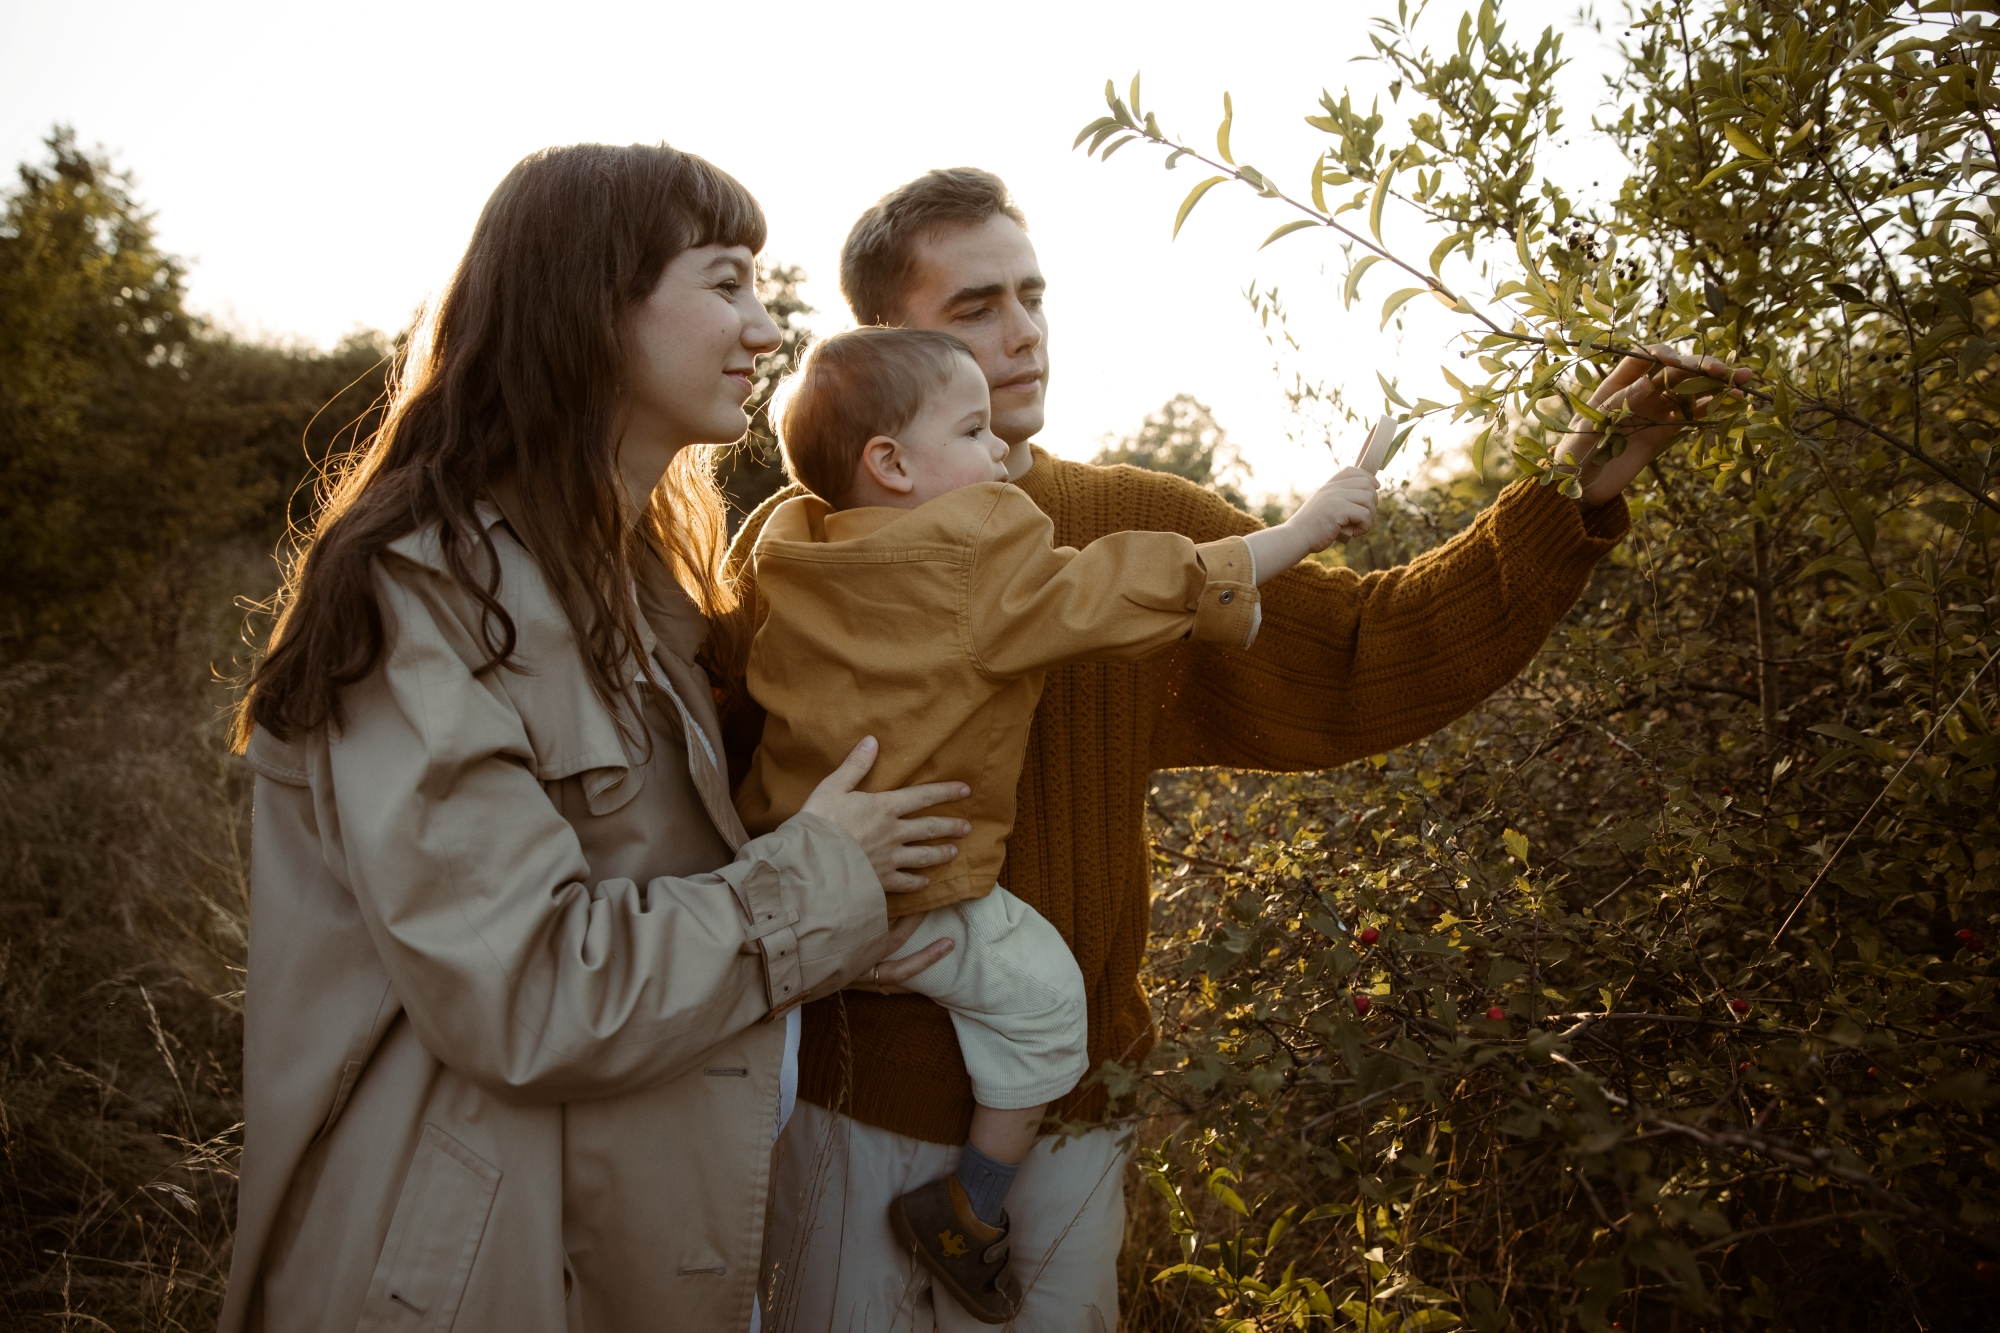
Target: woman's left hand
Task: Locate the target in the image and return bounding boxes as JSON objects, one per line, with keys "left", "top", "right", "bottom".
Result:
{"left": 847, "top": 914, "right": 952, "bottom": 995}
{"left": 1557, "top": 345, "right": 1753, "bottom": 504}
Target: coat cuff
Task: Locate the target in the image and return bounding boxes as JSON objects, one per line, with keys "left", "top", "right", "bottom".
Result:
{"left": 1190, "top": 535, "right": 1260, "bottom": 648}
{"left": 724, "top": 812, "right": 888, "bottom": 1019}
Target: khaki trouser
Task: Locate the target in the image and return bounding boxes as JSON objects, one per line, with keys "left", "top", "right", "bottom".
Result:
{"left": 763, "top": 1100, "right": 1131, "bottom": 1333}
{"left": 886, "top": 887, "right": 1089, "bottom": 1110}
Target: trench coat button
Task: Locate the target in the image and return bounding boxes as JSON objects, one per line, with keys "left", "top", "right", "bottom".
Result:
{"left": 1219, "top": 590, "right": 1235, "bottom": 604}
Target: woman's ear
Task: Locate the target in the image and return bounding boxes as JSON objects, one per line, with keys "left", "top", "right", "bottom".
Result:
{"left": 858, "top": 435, "right": 915, "bottom": 495}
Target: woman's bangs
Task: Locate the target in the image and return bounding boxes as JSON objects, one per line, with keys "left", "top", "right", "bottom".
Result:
{"left": 678, "top": 154, "right": 768, "bottom": 255}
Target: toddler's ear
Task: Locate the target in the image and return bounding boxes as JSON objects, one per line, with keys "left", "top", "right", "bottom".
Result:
{"left": 859, "top": 435, "right": 915, "bottom": 495}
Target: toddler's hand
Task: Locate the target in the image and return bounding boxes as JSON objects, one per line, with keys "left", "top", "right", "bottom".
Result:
{"left": 1286, "top": 466, "right": 1379, "bottom": 552}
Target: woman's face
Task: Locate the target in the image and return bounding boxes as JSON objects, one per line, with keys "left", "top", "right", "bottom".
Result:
{"left": 617, "top": 243, "right": 780, "bottom": 503}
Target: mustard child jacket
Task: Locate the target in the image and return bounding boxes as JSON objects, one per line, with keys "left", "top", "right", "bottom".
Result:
{"left": 735, "top": 481, "right": 1258, "bottom": 916}
{"left": 221, "top": 497, "right": 890, "bottom": 1333}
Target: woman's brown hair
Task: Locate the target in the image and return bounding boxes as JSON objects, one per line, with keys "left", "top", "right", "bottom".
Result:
{"left": 234, "top": 142, "right": 763, "bottom": 750}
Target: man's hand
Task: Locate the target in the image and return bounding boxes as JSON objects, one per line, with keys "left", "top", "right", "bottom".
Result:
{"left": 1243, "top": 466, "right": 1380, "bottom": 582}
{"left": 1557, "top": 345, "right": 1753, "bottom": 504}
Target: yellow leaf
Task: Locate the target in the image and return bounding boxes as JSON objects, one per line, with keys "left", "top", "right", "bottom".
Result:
{"left": 1259, "top": 219, "right": 1320, "bottom": 250}
{"left": 1503, "top": 828, "right": 1529, "bottom": 862}
{"left": 1380, "top": 286, "right": 1425, "bottom": 329}
{"left": 1723, "top": 123, "right": 1770, "bottom": 160}
{"left": 1173, "top": 176, "right": 1228, "bottom": 240}
{"left": 1217, "top": 91, "right": 1235, "bottom": 165}
{"left": 1343, "top": 255, "right": 1383, "bottom": 309}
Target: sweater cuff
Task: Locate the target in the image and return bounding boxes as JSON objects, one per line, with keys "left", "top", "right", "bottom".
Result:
{"left": 1190, "top": 535, "right": 1259, "bottom": 648}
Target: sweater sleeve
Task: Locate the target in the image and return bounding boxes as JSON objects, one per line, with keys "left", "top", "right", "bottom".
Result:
{"left": 1149, "top": 477, "right": 1629, "bottom": 771}
{"left": 967, "top": 487, "right": 1259, "bottom": 677}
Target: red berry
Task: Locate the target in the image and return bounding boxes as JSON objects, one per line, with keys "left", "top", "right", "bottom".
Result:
{"left": 1729, "top": 998, "right": 1749, "bottom": 1014}
{"left": 1720, "top": 785, "right": 1733, "bottom": 795}
{"left": 1486, "top": 1006, "right": 1507, "bottom": 1022}
{"left": 1958, "top": 929, "right": 1974, "bottom": 942}
{"left": 1975, "top": 1261, "right": 1996, "bottom": 1286}
{"left": 1353, "top": 994, "right": 1372, "bottom": 1015}
{"left": 1737, "top": 1061, "right": 1752, "bottom": 1072}
{"left": 1867, "top": 1066, "right": 1879, "bottom": 1077}
{"left": 1358, "top": 926, "right": 1380, "bottom": 945}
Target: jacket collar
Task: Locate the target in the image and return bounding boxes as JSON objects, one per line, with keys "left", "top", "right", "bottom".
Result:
{"left": 484, "top": 476, "right": 708, "bottom": 665}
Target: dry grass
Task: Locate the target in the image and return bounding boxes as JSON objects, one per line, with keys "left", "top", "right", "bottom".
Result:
{"left": 0, "top": 549, "right": 265, "bottom": 1329}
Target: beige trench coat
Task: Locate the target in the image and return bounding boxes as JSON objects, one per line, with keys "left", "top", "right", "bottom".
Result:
{"left": 219, "top": 498, "right": 890, "bottom": 1333}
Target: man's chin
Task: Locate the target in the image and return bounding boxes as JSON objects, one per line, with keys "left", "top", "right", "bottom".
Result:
{"left": 993, "top": 408, "right": 1045, "bottom": 448}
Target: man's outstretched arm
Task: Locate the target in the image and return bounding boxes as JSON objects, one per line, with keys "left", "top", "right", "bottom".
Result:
{"left": 1149, "top": 476, "right": 1627, "bottom": 772}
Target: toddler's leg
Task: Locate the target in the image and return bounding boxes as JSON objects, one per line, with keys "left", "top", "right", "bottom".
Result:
{"left": 888, "top": 889, "right": 1087, "bottom": 1325}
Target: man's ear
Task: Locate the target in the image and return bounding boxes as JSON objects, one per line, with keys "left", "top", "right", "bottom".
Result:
{"left": 858, "top": 435, "right": 915, "bottom": 495}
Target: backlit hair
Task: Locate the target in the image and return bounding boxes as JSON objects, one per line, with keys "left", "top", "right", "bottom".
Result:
{"left": 778, "top": 327, "right": 973, "bottom": 506}
{"left": 839, "top": 168, "right": 1026, "bottom": 327}
{"left": 237, "top": 141, "right": 763, "bottom": 748}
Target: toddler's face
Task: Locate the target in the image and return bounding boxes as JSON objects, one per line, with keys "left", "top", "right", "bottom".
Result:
{"left": 887, "top": 355, "right": 1011, "bottom": 506}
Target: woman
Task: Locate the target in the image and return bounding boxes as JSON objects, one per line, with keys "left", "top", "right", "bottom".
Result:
{"left": 220, "top": 143, "right": 959, "bottom": 1332}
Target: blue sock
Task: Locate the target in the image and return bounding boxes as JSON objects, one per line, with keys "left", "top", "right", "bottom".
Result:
{"left": 954, "top": 1144, "right": 1019, "bottom": 1227}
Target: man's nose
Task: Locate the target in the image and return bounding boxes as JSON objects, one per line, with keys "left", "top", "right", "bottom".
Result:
{"left": 1002, "top": 298, "right": 1042, "bottom": 356}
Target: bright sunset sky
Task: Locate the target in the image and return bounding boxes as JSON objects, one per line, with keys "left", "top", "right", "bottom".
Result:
{"left": 1, "top": 0, "right": 1625, "bottom": 499}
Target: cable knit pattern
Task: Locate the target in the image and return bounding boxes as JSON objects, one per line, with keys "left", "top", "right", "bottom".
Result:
{"left": 727, "top": 448, "right": 1629, "bottom": 1145}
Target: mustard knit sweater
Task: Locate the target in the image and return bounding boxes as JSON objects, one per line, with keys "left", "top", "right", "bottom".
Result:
{"left": 724, "top": 447, "right": 1630, "bottom": 1145}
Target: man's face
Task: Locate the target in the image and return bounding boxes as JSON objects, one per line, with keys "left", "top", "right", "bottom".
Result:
{"left": 895, "top": 215, "right": 1049, "bottom": 448}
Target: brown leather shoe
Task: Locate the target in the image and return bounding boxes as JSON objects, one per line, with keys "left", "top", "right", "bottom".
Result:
{"left": 889, "top": 1174, "right": 1023, "bottom": 1325}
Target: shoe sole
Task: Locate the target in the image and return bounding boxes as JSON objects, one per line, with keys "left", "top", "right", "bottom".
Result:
{"left": 888, "top": 1194, "right": 1018, "bottom": 1326}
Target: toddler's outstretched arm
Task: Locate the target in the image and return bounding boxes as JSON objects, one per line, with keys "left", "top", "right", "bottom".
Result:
{"left": 1243, "top": 465, "right": 1380, "bottom": 582}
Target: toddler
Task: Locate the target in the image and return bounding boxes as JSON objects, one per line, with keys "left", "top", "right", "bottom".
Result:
{"left": 736, "top": 326, "right": 1376, "bottom": 1323}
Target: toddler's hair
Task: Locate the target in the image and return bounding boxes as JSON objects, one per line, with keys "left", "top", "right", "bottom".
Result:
{"left": 778, "top": 326, "right": 974, "bottom": 505}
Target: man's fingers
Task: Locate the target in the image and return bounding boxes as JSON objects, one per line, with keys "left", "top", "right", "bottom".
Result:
{"left": 876, "top": 781, "right": 971, "bottom": 818}
{"left": 879, "top": 868, "right": 936, "bottom": 893}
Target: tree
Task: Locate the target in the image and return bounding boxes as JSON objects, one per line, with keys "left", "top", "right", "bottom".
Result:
{"left": 1094, "top": 392, "right": 1256, "bottom": 512}
{"left": 1075, "top": 2, "right": 1998, "bottom": 1327}
{"left": 0, "top": 129, "right": 390, "bottom": 654}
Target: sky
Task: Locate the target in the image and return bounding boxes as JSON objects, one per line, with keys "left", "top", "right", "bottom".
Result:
{"left": 0, "top": 0, "right": 1628, "bottom": 499}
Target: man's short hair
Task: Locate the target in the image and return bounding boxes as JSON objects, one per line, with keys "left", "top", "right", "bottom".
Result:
{"left": 778, "top": 327, "right": 974, "bottom": 506}
{"left": 840, "top": 168, "right": 1027, "bottom": 327}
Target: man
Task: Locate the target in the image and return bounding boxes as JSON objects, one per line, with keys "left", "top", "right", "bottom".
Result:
{"left": 738, "top": 168, "right": 1734, "bottom": 1332}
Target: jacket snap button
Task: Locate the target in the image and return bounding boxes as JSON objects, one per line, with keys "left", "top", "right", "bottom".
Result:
{"left": 1219, "top": 590, "right": 1234, "bottom": 604}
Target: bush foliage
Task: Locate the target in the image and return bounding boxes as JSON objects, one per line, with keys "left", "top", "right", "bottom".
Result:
{"left": 1076, "top": 0, "right": 1999, "bottom": 1327}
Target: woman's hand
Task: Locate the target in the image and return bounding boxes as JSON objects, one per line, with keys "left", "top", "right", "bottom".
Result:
{"left": 801, "top": 736, "right": 971, "bottom": 894}
{"left": 1557, "top": 345, "right": 1753, "bottom": 504}
{"left": 847, "top": 913, "right": 954, "bottom": 995}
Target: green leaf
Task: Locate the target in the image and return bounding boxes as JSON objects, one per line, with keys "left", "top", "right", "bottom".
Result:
{"left": 1260, "top": 218, "right": 1320, "bottom": 250}
{"left": 1429, "top": 231, "right": 1470, "bottom": 276}
{"left": 1311, "top": 152, "right": 1329, "bottom": 213}
{"left": 1344, "top": 255, "right": 1384, "bottom": 309}
{"left": 1503, "top": 828, "right": 1529, "bottom": 862}
{"left": 1886, "top": 178, "right": 1944, "bottom": 196}
{"left": 1697, "top": 157, "right": 1754, "bottom": 189}
{"left": 1377, "top": 371, "right": 1412, "bottom": 408}
{"left": 1072, "top": 116, "right": 1119, "bottom": 151}
{"left": 1369, "top": 160, "right": 1395, "bottom": 241}
{"left": 1217, "top": 92, "right": 1235, "bottom": 165}
{"left": 1380, "top": 286, "right": 1425, "bottom": 329}
{"left": 1723, "top": 123, "right": 1770, "bottom": 159}
{"left": 1173, "top": 176, "right": 1228, "bottom": 240}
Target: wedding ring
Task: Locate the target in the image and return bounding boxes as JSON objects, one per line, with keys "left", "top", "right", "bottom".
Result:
{"left": 869, "top": 965, "right": 881, "bottom": 986}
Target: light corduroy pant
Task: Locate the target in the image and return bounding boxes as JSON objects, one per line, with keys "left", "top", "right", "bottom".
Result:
{"left": 762, "top": 1099, "right": 1131, "bottom": 1333}
{"left": 884, "top": 887, "right": 1088, "bottom": 1110}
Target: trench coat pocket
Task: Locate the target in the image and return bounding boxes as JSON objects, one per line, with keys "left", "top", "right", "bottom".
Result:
{"left": 356, "top": 1124, "right": 502, "bottom": 1332}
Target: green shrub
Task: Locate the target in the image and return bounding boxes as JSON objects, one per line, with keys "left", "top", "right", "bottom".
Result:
{"left": 1078, "top": 1, "right": 1999, "bottom": 1327}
